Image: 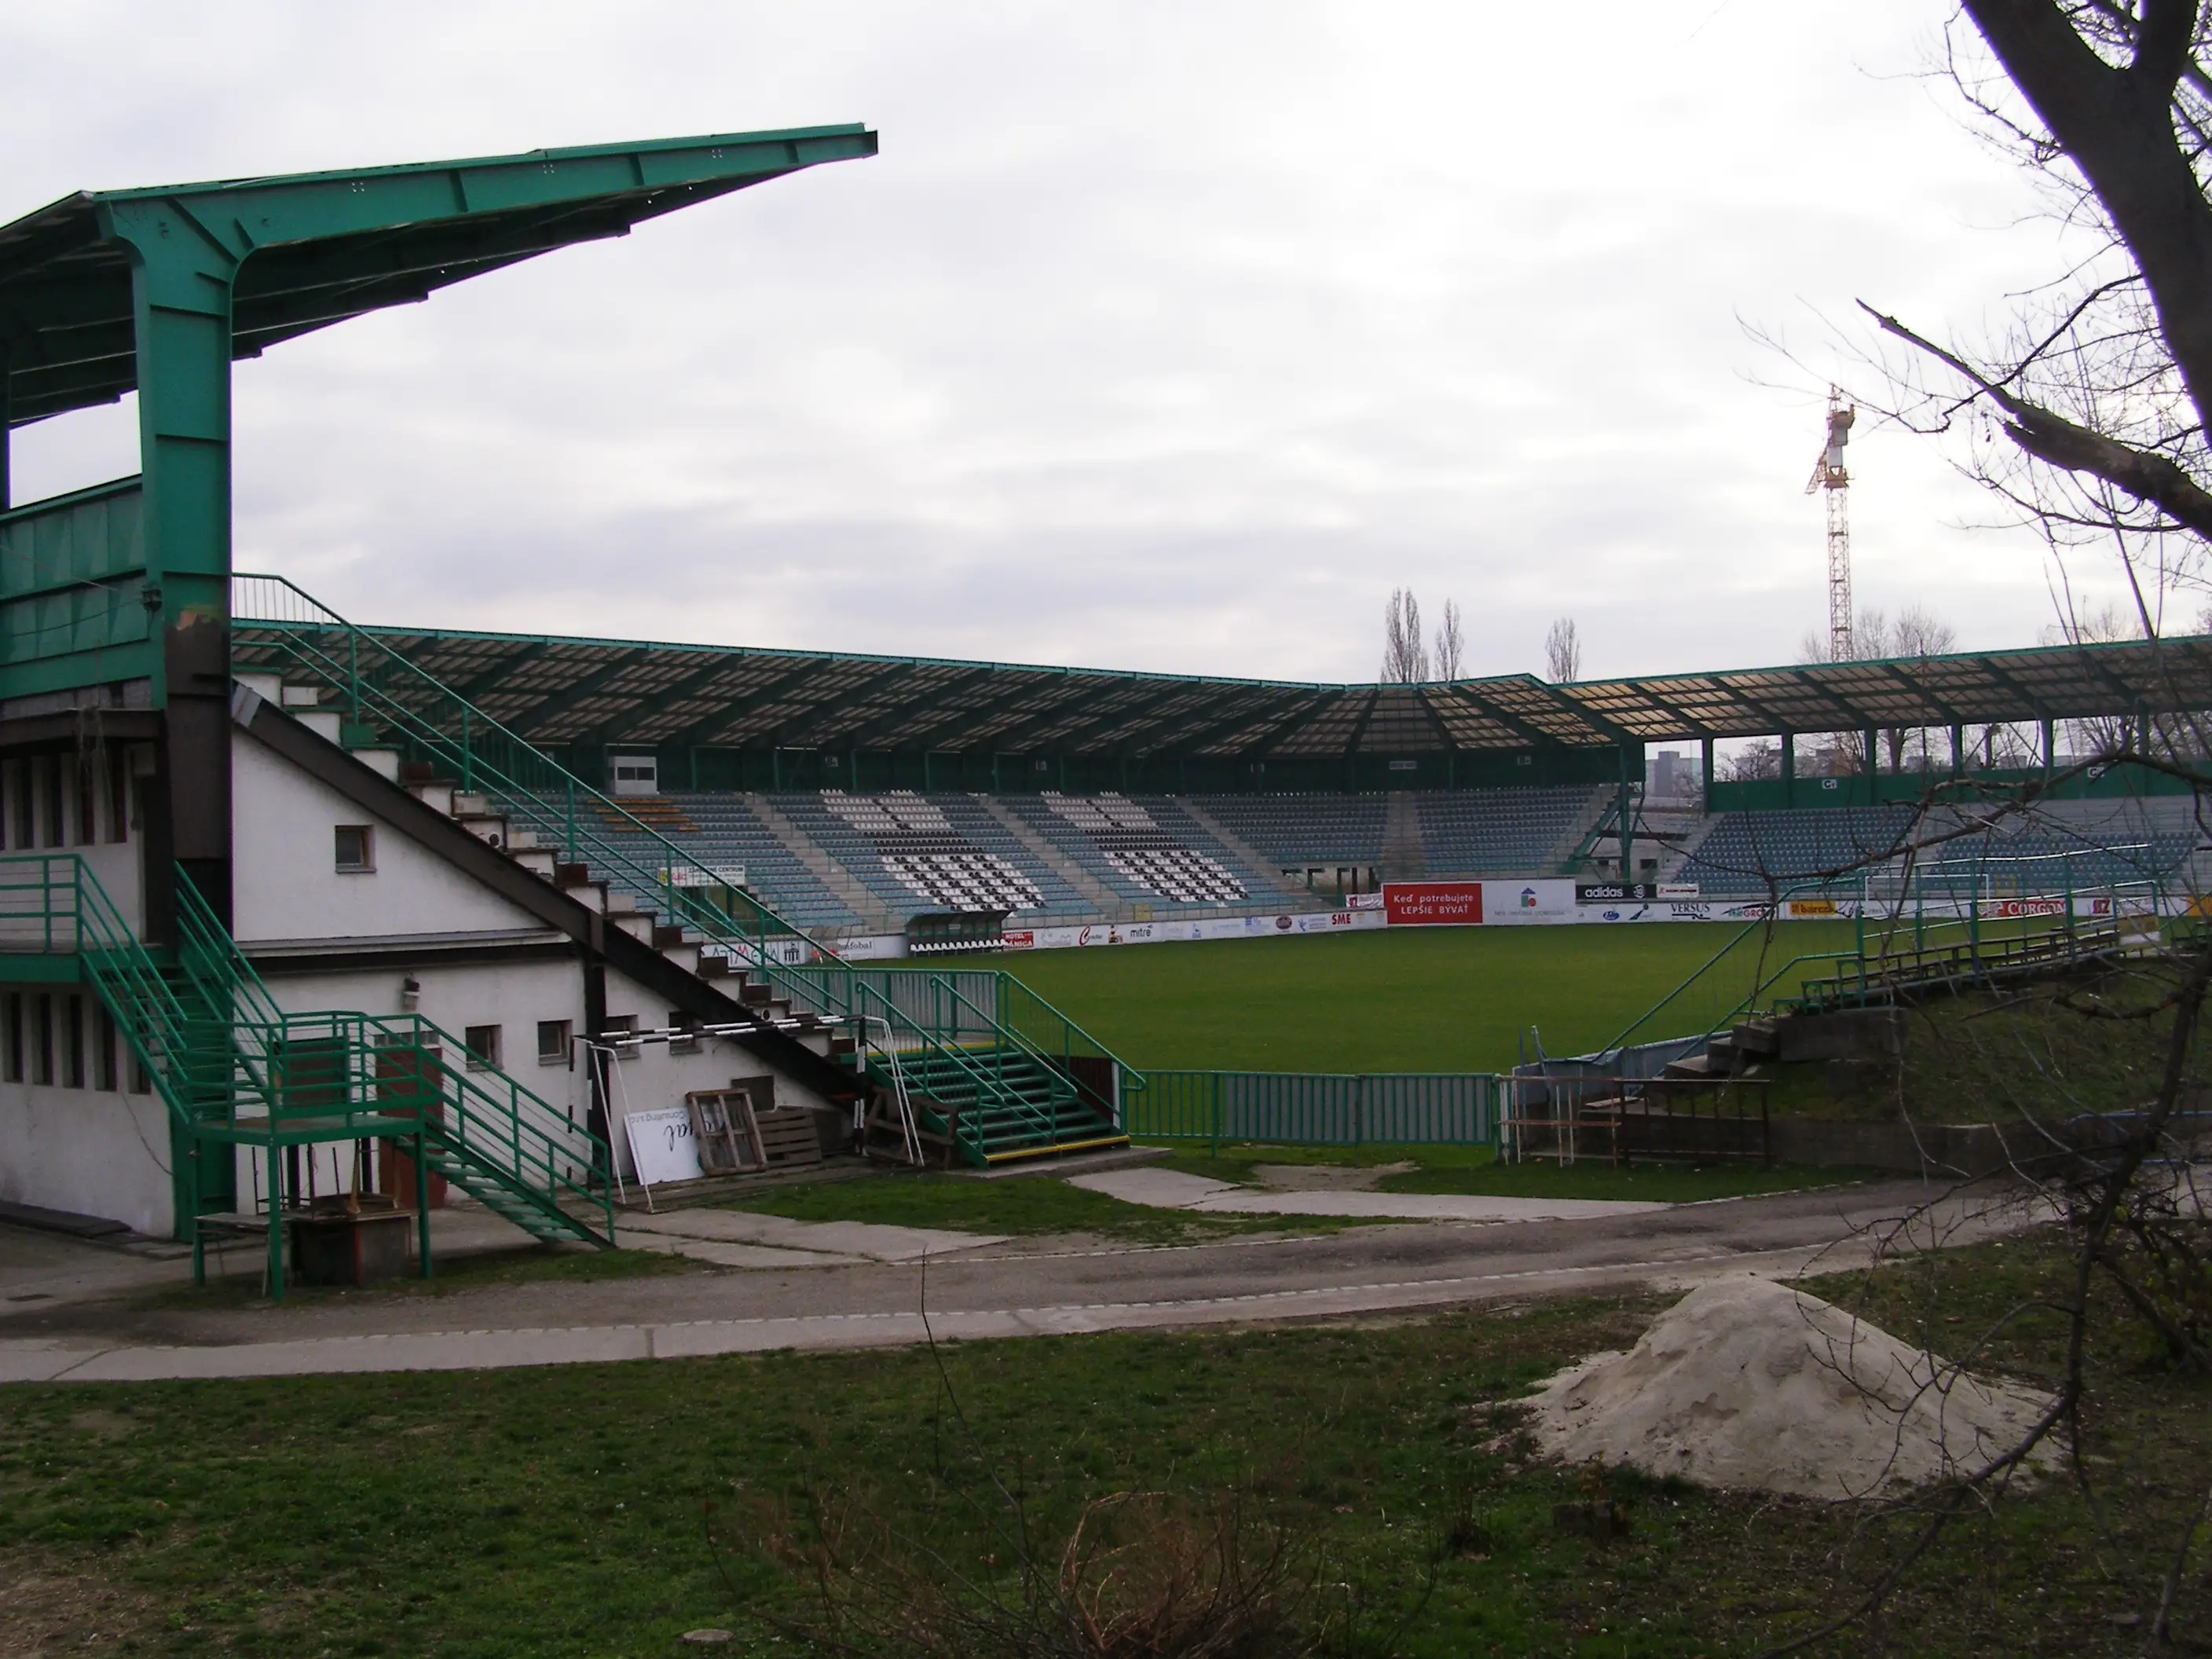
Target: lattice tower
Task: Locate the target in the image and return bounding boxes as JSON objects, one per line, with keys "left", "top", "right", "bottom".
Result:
{"left": 1805, "top": 386, "right": 1856, "bottom": 660}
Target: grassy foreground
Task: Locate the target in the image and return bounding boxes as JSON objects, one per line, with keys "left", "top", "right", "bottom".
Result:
{"left": 994, "top": 921, "right": 1861, "bottom": 1073}
{"left": 6, "top": 1229, "right": 2208, "bottom": 1656}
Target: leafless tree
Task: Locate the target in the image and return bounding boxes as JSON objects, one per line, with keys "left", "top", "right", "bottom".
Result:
{"left": 1722, "top": 737, "right": 1783, "bottom": 782}
{"left": 1708, "top": 11, "right": 2212, "bottom": 1642}
{"left": 1434, "top": 599, "right": 1465, "bottom": 681}
{"left": 1381, "top": 589, "right": 1429, "bottom": 683}
{"left": 1793, "top": 606, "right": 1966, "bottom": 773}
{"left": 1544, "top": 616, "right": 1581, "bottom": 683}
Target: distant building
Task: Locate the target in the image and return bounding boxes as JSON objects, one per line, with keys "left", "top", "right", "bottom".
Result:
{"left": 1648, "top": 751, "right": 1703, "bottom": 799}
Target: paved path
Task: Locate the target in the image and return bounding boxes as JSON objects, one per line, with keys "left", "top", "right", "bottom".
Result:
{"left": 0, "top": 1179, "right": 2037, "bottom": 1383}
{"left": 622, "top": 1208, "right": 1009, "bottom": 1265}
{"left": 1070, "top": 1167, "right": 1671, "bottom": 1221}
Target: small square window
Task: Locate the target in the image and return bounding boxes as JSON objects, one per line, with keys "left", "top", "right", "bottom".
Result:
{"left": 335, "top": 824, "right": 375, "bottom": 872}
{"left": 463, "top": 1024, "right": 502, "bottom": 1072}
{"left": 537, "top": 1020, "right": 572, "bottom": 1066}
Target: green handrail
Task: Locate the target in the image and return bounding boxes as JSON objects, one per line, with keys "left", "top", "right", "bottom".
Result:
{"left": 231, "top": 572, "right": 1137, "bottom": 1143}
{"left": 924, "top": 974, "right": 1078, "bottom": 1152}
{"left": 213, "top": 1008, "right": 613, "bottom": 1243}
{"left": 172, "top": 866, "right": 285, "bottom": 1029}
{"left": 0, "top": 853, "right": 614, "bottom": 1244}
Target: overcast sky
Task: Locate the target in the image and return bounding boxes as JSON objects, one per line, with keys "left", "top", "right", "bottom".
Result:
{"left": 0, "top": 2, "right": 2111, "bottom": 688}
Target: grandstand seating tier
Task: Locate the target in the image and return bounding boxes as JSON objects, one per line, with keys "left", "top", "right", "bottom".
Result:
{"left": 577, "top": 788, "right": 2205, "bottom": 934}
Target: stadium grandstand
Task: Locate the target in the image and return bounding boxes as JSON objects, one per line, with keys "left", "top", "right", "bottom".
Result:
{"left": 229, "top": 584, "right": 2212, "bottom": 939}
{"left": 6, "top": 123, "right": 2212, "bottom": 1262}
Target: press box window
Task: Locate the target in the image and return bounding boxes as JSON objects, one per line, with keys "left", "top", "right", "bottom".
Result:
{"left": 537, "top": 1020, "right": 572, "bottom": 1066}
{"left": 463, "top": 1024, "right": 502, "bottom": 1072}
{"left": 335, "top": 824, "right": 375, "bottom": 873}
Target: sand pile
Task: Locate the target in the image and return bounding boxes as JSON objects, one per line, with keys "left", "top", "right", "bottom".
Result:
{"left": 1522, "top": 1276, "right": 2056, "bottom": 1500}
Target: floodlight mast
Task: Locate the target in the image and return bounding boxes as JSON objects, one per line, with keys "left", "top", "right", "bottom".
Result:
{"left": 1805, "top": 386, "right": 1856, "bottom": 660}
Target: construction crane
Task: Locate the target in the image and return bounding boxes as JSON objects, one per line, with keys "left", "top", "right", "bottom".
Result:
{"left": 1805, "top": 386, "right": 1856, "bottom": 660}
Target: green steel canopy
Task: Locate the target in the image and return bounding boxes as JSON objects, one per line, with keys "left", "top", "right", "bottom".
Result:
{"left": 0, "top": 125, "right": 878, "bottom": 431}
{"left": 0, "top": 124, "right": 877, "bottom": 717}
{"left": 0, "top": 127, "right": 874, "bottom": 930}
{"left": 228, "top": 595, "right": 2212, "bottom": 757}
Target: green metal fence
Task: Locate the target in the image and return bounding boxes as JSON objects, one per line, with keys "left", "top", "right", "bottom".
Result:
{"left": 1129, "top": 1070, "right": 1501, "bottom": 1149}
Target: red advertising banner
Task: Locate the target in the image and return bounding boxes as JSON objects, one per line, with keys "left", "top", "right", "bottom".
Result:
{"left": 1384, "top": 881, "right": 1485, "bottom": 926}
{"left": 1979, "top": 899, "right": 2066, "bottom": 919}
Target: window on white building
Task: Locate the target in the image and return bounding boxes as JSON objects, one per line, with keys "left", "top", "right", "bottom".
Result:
{"left": 463, "top": 1024, "right": 502, "bottom": 1072}
{"left": 335, "top": 824, "right": 375, "bottom": 872}
{"left": 537, "top": 1020, "right": 572, "bottom": 1066}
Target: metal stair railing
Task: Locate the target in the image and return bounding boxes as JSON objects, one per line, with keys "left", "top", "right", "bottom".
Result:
{"left": 210, "top": 1009, "right": 615, "bottom": 1247}
{"left": 230, "top": 572, "right": 1144, "bottom": 1137}
{"left": 918, "top": 975, "right": 1083, "bottom": 1157}
{"left": 840, "top": 977, "right": 1060, "bottom": 1163}
{"left": 1599, "top": 879, "right": 1865, "bottom": 1060}
{"left": 0, "top": 854, "right": 246, "bottom": 1129}
{"left": 172, "top": 866, "right": 286, "bottom": 1031}
{"left": 0, "top": 854, "right": 613, "bottom": 1246}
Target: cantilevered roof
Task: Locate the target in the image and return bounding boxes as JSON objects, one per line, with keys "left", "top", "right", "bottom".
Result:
{"left": 0, "top": 125, "right": 877, "bottom": 425}
{"left": 226, "top": 591, "right": 2212, "bottom": 756}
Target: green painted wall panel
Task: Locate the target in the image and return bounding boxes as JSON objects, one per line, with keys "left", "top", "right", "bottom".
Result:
{"left": 0, "top": 482, "right": 144, "bottom": 598}
{"left": 0, "top": 482, "right": 152, "bottom": 687}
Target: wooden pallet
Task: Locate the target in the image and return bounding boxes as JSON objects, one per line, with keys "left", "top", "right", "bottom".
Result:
{"left": 753, "top": 1104, "right": 824, "bottom": 1170}
{"left": 685, "top": 1088, "right": 764, "bottom": 1175}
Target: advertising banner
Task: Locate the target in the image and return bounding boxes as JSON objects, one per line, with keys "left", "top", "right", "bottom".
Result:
{"left": 1979, "top": 898, "right": 2067, "bottom": 919}
{"left": 1384, "top": 881, "right": 1485, "bottom": 926}
{"left": 1000, "top": 910, "right": 1382, "bottom": 953}
{"left": 1478, "top": 878, "right": 1576, "bottom": 926}
{"left": 622, "top": 1108, "right": 702, "bottom": 1187}
{"left": 1784, "top": 899, "right": 1839, "bottom": 919}
{"left": 1576, "top": 882, "right": 1661, "bottom": 903}
{"left": 1346, "top": 892, "right": 1385, "bottom": 912}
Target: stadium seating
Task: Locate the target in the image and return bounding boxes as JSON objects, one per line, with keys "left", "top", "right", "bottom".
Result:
{"left": 578, "top": 781, "right": 2207, "bottom": 929}
{"left": 767, "top": 791, "right": 1090, "bottom": 922}
{"left": 1679, "top": 797, "right": 2199, "bottom": 896}
{"left": 993, "top": 793, "right": 1268, "bottom": 907}
{"left": 1192, "top": 793, "right": 1389, "bottom": 868}
{"left": 1415, "top": 786, "right": 1603, "bottom": 874}
{"left": 583, "top": 791, "right": 864, "bottom": 934}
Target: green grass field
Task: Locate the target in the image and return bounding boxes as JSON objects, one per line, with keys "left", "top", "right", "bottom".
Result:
{"left": 995, "top": 921, "right": 1862, "bottom": 1073}
{"left": 9, "top": 1232, "right": 2206, "bottom": 1656}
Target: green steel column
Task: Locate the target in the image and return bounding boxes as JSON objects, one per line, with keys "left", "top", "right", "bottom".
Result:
{"left": 1618, "top": 741, "right": 1638, "bottom": 880}
{"left": 1950, "top": 724, "right": 1965, "bottom": 778}
{"left": 1782, "top": 732, "right": 1796, "bottom": 808}
{"left": 416, "top": 1130, "right": 434, "bottom": 1278}
{"left": 1701, "top": 737, "right": 1714, "bottom": 815}
{"left": 0, "top": 335, "right": 10, "bottom": 510}
{"left": 1862, "top": 727, "right": 1877, "bottom": 804}
{"left": 2042, "top": 719, "right": 2056, "bottom": 776}
{"left": 104, "top": 202, "right": 241, "bottom": 929}
{"left": 266, "top": 1147, "right": 285, "bottom": 1302}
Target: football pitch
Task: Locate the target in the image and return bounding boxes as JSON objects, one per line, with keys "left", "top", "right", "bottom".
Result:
{"left": 1001, "top": 921, "right": 1862, "bottom": 1074}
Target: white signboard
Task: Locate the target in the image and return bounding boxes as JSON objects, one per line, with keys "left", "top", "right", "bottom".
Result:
{"left": 624, "top": 1107, "right": 703, "bottom": 1186}
{"left": 1478, "top": 879, "right": 1576, "bottom": 925}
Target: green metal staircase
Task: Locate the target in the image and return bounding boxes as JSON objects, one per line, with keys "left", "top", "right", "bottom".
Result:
{"left": 1, "top": 854, "right": 616, "bottom": 1276}
{"left": 229, "top": 572, "right": 1142, "bottom": 1168}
